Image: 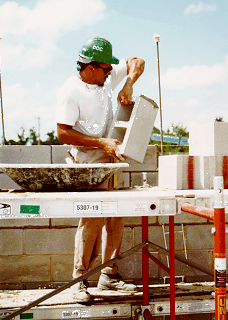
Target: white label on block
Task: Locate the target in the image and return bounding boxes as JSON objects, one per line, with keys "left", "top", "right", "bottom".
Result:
{"left": 215, "top": 258, "right": 226, "bottom": 271}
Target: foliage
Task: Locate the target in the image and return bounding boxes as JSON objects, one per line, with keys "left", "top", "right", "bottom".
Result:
{"left": 5, "top": 127, "right": 63, "bottom": 145}
{"left": 150, "top": 124, "right": 189, "bottom": 154}
{"left": 215, "top": 117, "right": 223, "bottom": 122}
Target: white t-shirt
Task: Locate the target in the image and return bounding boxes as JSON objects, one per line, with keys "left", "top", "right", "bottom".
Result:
{"left": 56, "top": 59, "right": 127, "bottom": 138}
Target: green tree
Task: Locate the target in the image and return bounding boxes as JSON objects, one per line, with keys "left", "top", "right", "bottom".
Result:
{"left": 171, "top": 123, "right": 189, "bottom": 137}
{"left": 215, "top": 117, "right": 223, "bottom": 122}
{"left": 42, "top": 130, "right": 63, "bottom": 145}
{"left": 29, "top": 128, "right": 39, "bottom": 145}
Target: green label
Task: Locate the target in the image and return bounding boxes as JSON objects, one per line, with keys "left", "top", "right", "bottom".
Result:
{"left": 20, "top": 313, "right": 33, "bottom": 319}
{"left": 20, "top": 205, "right": 40, "bottom": 215}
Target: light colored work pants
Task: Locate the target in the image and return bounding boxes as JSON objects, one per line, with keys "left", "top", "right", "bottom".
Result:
{"left": 70, "top": 147, "right": 125, "bottom": 278}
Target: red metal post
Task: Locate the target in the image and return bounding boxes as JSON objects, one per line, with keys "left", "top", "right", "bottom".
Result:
{"left": 214, "top": 177, "right": 226, "bottom": 320}
{"left": 169, "top": 215, "right": 176, "bottom": 319}
{"left": 142, "top": 216, "right": 149, "bottom": 306}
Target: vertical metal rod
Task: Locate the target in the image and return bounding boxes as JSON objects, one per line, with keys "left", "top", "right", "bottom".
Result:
{"left": 214, "top": 176, "right": 226, "bottom": 320}
{"left": 142, "top": 216, "right": 149, "bottom": 306}
{"left": 169, "top": 215, "right": 176, "bottom": 319}
{"left": 154, "top": 35, "right": 164, "bottom": 156}
{"left": 0, "top": 39, "right": 6, "bottom": 145}
{"left": 38, "top": 117, "right": 41, "bottom": 145}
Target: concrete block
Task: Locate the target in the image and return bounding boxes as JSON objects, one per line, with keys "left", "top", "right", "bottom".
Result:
{"left": 158, "top": 212, "right": 207, "bottom": 224}
{"left": 0, "top": 230, "right": 23, "bottom": 255}
{"left": 159, "top": 154, "right": 228, "bottom": 189}
{"left": 131, "top": 172, "right": 158, "bottom": 187}
{"left": 0, "top": 255, "right": 51, "bottom": 283}
{"left": 122, "top": 172, "right": 130, "bottom": 188}
{"left": 121, "top": 227, "right": 133, "bottom": 252}
{"left": 125, "top": 216, "right": 157, "bottom": 226}
{"left": 189, "top": 122, "right": 228, "bottom": 156}
{"left": 51, "top": 145, "right": 71, "bottom": 164}
{"left": 51, "top": 255, "right": 73, "bottom": 282}
{"left": 25, "top": 229, "right": 75, "bottom": 255}
{"left": 185, "top": 225, "right": 214, "bottom": 250}
{"left": 131, "top": 252, "right": 159, "bottom": 279}
{"left": 134, "top": 226, "right": 164, "bottom": 248}
{"left": 0, "top": 145, "right": 51, "bottom": 190}
{"left": 50, "top": 219, "right": 79, "bottom": 227}
{"left": 158, "top": 155, "right": 188, "bottom": 190}
{"left": 122, "top": 146, "right": 158, "bottom": 172}
{"left": 108, "top": 95, "right": 158, "bottom": 163}
{"left": 0, "top": 173, "right": 21, "bottom": 190}
{"left": 0, "top": 145, "right": 51, "bottom": 164}
{"left": 0, "top": 218, "right": 50, "bottom": 228}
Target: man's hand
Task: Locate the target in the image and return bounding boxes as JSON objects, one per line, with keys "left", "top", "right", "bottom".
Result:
{"left": 118, "top": 57, "right": 145, "bottom": 106}
{"left": 118, "top": 80, "right": 134, "bottom": 106}
{"left": 99, "top": 137, "right": 125, "bottom": 161}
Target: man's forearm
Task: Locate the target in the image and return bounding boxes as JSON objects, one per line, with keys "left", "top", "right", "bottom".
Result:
{"left": 126, "top": 57, "right": 145, "bottom": 84}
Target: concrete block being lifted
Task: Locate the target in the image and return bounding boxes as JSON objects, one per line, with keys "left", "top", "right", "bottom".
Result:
{"left": 189, "top": 122, "right": 228, "bottom": 156}
{"left": 108, "top": 95, "right": 158, "bottom": 163}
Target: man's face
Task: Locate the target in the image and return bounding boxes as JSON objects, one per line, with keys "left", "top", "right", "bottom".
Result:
{"left": 92, "top": 63, "right": 113, "bottom": 86}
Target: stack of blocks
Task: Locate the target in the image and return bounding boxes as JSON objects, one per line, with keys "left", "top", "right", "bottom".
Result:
{"left": 159, "top": 122, "right": 228, "bottom": 189}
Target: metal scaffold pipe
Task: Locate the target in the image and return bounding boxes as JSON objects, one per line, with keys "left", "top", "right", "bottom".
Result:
{"left": 0, "top": 38, "right": 6, "bottom": 145}
{"left": 153, "top": 34, "right": 163, "bottom": 156}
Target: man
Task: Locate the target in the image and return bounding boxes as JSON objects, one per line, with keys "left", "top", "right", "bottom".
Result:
{"left": 56, "top": 36, "right": 145, "bottom": 302}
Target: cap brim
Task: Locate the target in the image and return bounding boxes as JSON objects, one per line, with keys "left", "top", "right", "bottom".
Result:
{"left": 111, "top": 56, "right": 119, "bottom": 65}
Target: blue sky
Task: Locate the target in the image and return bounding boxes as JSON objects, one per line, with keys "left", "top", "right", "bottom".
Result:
{"left": 0, "top": 0, "right": 228, "bottom": 142}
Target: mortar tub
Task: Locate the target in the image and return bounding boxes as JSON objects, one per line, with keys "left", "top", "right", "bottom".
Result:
{"left": 0, "top": 163, "right": 129, "bottom": 192}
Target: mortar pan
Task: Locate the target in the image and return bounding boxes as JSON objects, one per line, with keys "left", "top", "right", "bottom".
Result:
{"left": 0, "top": 163, "right": 129, "bottom": 192}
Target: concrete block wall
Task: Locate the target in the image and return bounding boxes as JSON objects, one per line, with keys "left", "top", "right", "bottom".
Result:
{"left": 0, "top": 145, "right": 221, "bottom": 288}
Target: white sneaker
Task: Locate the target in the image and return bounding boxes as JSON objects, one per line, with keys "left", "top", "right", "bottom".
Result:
{"left": 71, "top": 280, "right": 90, "bottom": 302}
{"left": 98, "top": 273, "right": 137, "bottom": 292}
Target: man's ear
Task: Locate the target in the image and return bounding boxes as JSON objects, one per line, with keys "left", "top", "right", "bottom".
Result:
{"left": 86, "top": 64, "right": 94, "bottom": 75}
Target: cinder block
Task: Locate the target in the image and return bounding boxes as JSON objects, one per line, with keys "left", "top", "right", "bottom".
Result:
{"left": 108, "top": 95, "right": 158, "bottom": 163}
{"left": 0, "top": 255, "right": 51, "bottom": 283}
{"left": 121, "top": 227, "right": 134, "bottom": 252}
{"left": 50, "top": 218, "right": 79, "bottom": 227}
{"left": 122, "top": 146, "right": 158, "bottom": 172}
{"left": 0, "top": 218, "right": 50, "bottom": 228}
{"left": 158, "top": 212, "right": 207, "bottom": 224}
{"left": 0, "top": 145, "right": 51, "bottom": 164}
{"left": 0, "top": 173, "right": 21, "bottom": 189}
{"left": 130, "top": 172, "right": 158, "bottom": 187}
{"left": 122, "top": 172, "right": 130, "bottom": 188}
{"left": 0, "top": 145, "right": 51, "bottom": 190}
{"left": 0, "top": 230, "right": 23, "bottom": 255}
{"left": 25, "top": 229, "right": 75, "bottom": 255}
{"left": 125, "top": 217, "right": 157, "bottom": 226}
{"left": 51, "top": 145, "right": 71, "bottom": 164}
{"left": 159, "top": 154, "right": 228, "bottom": 189}
{"left": 131, "top": 252, "right": 159, "bottom": 279}
{"left": 133, "top": 226, "right": 164, "bottom": 248}
{"left": 51, "top": 255, "right": 74, "bottom": 282}
{"left": 185, "top": 225, "right": 214, "bottom": 250}
{"left": 189, "top": 122, "right": 228, "bottom": 156}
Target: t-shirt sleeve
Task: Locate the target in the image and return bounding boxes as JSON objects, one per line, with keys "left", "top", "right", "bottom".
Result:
{"left": 111, "top": 59, "right": 127, "bottom": 91}
{"left": 56, "top": 87, "right": 80, "bottom": 126}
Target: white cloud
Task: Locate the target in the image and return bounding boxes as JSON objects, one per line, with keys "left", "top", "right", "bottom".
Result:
{"left": 0, "top": 0, "right": 105, "bottom": 70}
{"left": 2, "top": 82, "right": 59, "bottom": 141}
{"left": 184, "top": 98, "right": 201, "bottom": 107}
{"left": 184, "top": 2, "right": 217, "bottom": 15}
{"left": 159, "top": 56, "right": 228, "bottom": 90}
